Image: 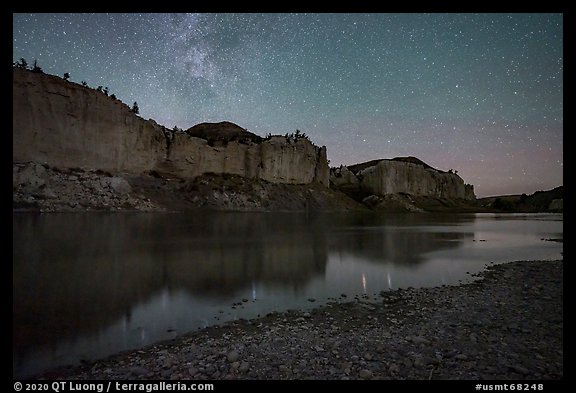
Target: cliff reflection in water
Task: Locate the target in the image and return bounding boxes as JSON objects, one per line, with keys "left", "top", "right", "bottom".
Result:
{"left": 14, "top": 213, "right": 325, "bottom": 349}
{"left": 326, "top": 213, "right": 474, "bottom": 265}
{"left": 13, "top": 212, "right": 474, "bottom": 376}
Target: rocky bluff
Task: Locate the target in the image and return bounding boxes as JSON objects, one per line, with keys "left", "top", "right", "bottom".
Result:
{"left": 13, "top": 68, "right": 329, "bottom": 187}
{"left": 13, "top": 68, "right": 479, "bottom": 213}
{"left": 331, "top": 157, "right": 476, "bottom": 202}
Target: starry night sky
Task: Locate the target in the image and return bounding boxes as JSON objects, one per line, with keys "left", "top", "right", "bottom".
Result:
{"left": 13, "top": 13, "right": 562, "bottom": 197}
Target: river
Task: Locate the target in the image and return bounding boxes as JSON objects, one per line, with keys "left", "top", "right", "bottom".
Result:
{"left": 13, "top": 211, "right": 563, "bottom": 378}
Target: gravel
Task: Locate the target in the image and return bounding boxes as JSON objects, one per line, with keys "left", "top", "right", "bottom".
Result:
{"left": 13, "top": 163, "right": 159, "bottom": 212}
{"left": 37, "top": 260, "right": 562, "bottom": 380}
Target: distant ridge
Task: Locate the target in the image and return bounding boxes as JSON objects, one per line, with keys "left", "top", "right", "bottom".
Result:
{"left": 347, "top": 156, "right": 438, "bottom": 174}
{"left": 477, "top": 186, "right": 563, "bottom": 212}
{"left": 186, "top": 121, "right": 263, "bottom": 145}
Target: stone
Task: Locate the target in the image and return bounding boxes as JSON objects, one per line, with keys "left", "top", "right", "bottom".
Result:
{"left": 510, "top": 365, "right": 529, "bottom": 375}
{"left": 41, "top": 188, "right": 58, "bottom": 199}
{"left": 413, "top": 357, "right": 424, "bottom": 367}
{"left": 362, "top": 195, "right": 382, "bottom": 208}
{"left": 109, "top": 177, "right": 132, "bottom": 195}
{"left": 227, "top": 350, "right": 240, "bottom": 363}
{"left": 412, "top": 336, "right": 431, "bottom": 345}
{"left": 100, "top": 178, "right": 111, "bottom": 189}
{"left": 277, "top": 365, "right": 289, "bottom": 373}
{"left": 129, "top": 366, "right": 149, "bottom": 377}
{"left": 359, "top": 369, "right": 373, "bottom": 379}
{"left": 16, "top": 163, "right": 46, "bottom": 189}
{"left": 90, "top": 180, "right": 104, "bottom": 193}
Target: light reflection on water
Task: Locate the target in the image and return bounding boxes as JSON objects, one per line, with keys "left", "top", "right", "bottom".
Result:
{"left": 13, "top": 212, "right": 563, "bottom": 377}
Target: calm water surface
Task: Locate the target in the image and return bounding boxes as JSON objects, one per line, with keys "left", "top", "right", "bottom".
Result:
{"left": 13, "top": 212, "right": 563, "bottom": 377}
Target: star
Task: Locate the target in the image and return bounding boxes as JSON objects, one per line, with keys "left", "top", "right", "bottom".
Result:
{"left": 12, "top": 13, "right": 563, "bottom": 197}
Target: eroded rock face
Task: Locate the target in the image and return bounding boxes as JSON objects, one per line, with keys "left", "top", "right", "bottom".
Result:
{"left": 160, "top": 135, "right": 329, "bottom": 186}
{"left": 13, "top": 69, "right": 166, "bottom": 173}
{"left": 465, "top": 184, "right": 476, "bottom": 200}
{"left": 331, "top": 159, "right": 476, "bottom": 200}
{"left": 330, "top": 166, "right": 359, "bottom": 188}
{"left": 13, "top": 69, "right": 330, "bottom": 187}
{"left": 359, "top": 160, "right": 473, "bottom": 199}
{"left": 260, "top": 137, "right": 329, "bottom": 185}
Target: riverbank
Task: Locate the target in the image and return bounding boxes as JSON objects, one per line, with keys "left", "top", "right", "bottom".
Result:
{"left": 13, "top": 162, "right": 365, "bottom": 212}
{"left": 12, "top": 161, "right": 488, "bottom": 214}
{"left": 37, "top": 260, "right": 562, "bottom": 380}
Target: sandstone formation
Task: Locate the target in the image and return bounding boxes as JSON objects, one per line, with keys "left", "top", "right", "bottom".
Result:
{"left": 163, "top": 133, "right": 329, "bottom": 186}
{"left": 13, "top": 68, "right": 484, "bottom": 213}
{"left": 331, "top": 157, "right": 476, "bottom": 201}
{"left": 13, "top": 69, "right": 166, "bottom": 173}
{"left": 13, "top": 68, "right": 329, "bottom": 187}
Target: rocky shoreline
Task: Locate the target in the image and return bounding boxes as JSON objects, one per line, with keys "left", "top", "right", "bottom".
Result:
{"left": 13, "top": 162, "right": 365, "bottom": 213}
{"left": 37, "top": 260, "right": 563, "bottom": 380}
{"left": 13, "top": 162, "right": 160, "bottom": 212}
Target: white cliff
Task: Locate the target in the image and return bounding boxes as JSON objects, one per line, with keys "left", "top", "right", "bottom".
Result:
{"left": 331, "top": 157, "right": 476, "bottom": 200}
{"left": 13, "top": 68, "right": 330, "bottom": 186}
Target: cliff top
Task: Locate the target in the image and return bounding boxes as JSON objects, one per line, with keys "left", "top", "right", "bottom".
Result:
{"left": 13, "top": 67, "right": 134, "bottom": 113}
{"left": 347, "top": 156, "right": 439, "bottom": 174}
{"left": 391, "top": 156, "right": 436, "bottom": 170}
{"left": 185, "top": 121, "right": 264, "bottom": 145}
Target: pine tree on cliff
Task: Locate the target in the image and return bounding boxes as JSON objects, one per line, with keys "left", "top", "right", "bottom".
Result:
{"left": 31, "top": 59, "right": 43, "bottom": 73}
{"left": 131, "top": 102, "right": 139, "bottom": 114}
{"left": 63, "top": 72, "right": 70, "bottom": 81}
